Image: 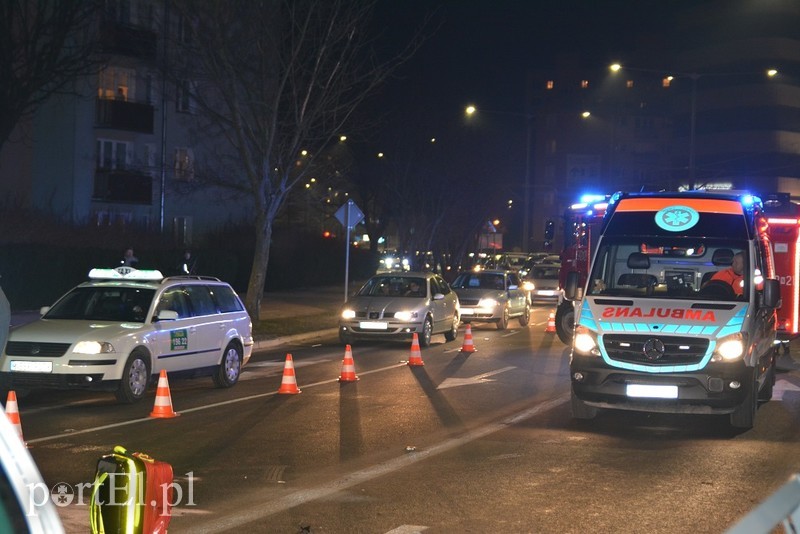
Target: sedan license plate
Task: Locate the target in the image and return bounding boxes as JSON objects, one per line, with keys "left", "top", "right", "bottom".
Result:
{"left": 626, "top": 384, "right": 678, "bottom": 399}
{"left": 460, "top": 308, "right": 474, "bottom": 315}
{"left": 360, "top": 321, "right": 388, "bottom": 330}
{"left": 10, "top": 360, "right": 53, "bottom": 373}
{"left": 536, "top": 290, "right": 556, "bottom": 296}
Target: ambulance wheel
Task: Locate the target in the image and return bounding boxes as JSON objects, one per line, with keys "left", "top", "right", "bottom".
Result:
{"left": 571, "top": 386, "right": 597, "bottom": 420}
{"left": 213, "top": 342, "right": 242, "bottom": 388}
{"left": 730, "top": 371, "right": 757, "bottom": 429}
{"left": 115, "top": 351, "right": 151, "bottom": 403}
{"left": 556, "top": 302, "right": 574, "bottom": 345}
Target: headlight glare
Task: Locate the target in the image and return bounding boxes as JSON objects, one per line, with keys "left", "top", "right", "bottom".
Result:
{"left": 573, "top": 327, "right": 598, "bottom": 355}
{"left": 341, "top": 309, "right": 356, "bottom": 319}
{"left": 478, "top": 298, "right": 499, "bottom": 308}
{"left": 714, "top": 333, "right": 745, "bottom": 361}
{"left": 394, "top": 310, "right": 417, "bottom": 321}
{"left": 74, "top": 341, "right": 115, "bottom": 354}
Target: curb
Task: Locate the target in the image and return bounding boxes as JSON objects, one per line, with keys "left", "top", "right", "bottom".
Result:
{"left": 254, "top": 328, "right": 339, "bottom": 351}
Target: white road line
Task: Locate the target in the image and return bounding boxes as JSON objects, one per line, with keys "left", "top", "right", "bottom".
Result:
{"left": 194, "top": 393, "right": 569, "bottom": 532}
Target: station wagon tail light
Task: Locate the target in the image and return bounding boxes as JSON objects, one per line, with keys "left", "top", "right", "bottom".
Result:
{"left": 573, "top": 326, "right": 599, "bottom": 356}
{"left": 394, "top": 310, "right": 418, "bottom": 321}
{"left": 341, "top": 309, "right": 356, "bottom": 319}
{"left": 74, "top": 341, "right": 115, "bottom": 354}
{"left": 712, "top": 333, "right": 745, "bottom": 362}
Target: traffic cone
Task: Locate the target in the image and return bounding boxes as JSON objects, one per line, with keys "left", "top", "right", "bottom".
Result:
{"left": 460, "top": 324, "right": 476, "bottom": 353}
{"left": 277, "top": 353, "right": 302, "bottom": 394}
{"left": 149, "top": 369, "right": 179, "bottom": 418}
{"left": 545, "top": 310, "right": 556, "bottom": 334}
{"left": 407, "top": 333, "right": 424, "bottom": 366}
{"left": 338, "top": 344, "right": 359, "bottom": 382}
{"left": 4, "top": 391, "right": 24, "bottom": 444}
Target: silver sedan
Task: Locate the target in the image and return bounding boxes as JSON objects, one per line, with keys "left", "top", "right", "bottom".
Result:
{"left": 450, "top": 270, "right": 531, "bottom": 330}
{"left": 339, "top": 272, "right": 460, "bottom": 347}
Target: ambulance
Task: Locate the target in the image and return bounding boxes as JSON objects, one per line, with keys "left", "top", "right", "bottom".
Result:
{"left": 565, "top": 191, "right": 781, "bottom": 429}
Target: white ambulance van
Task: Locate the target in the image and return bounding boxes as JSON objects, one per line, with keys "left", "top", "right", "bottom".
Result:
{"left": 565, "top": 191, "right": 781, "bottom": 429}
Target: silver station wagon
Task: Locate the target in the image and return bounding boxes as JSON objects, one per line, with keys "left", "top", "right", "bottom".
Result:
{"left": 0, "top": 267, "right": 253, "bottom": 403}
{"left": 339, "top": 272, "right": 460, "bottom": 347}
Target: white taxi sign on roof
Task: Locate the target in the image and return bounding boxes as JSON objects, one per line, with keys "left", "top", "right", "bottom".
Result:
{"left": 88, "top": 267, "right": 164, "bottom": 281}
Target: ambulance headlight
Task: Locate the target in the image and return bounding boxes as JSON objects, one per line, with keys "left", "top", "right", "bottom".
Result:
{"left": 574, "top": 326, "right": 599, "bottom": 356}
{"left": 73, "top": 341, "right": 115, "bottom": 354}
{"left": 713, "top": 333, "right": 745, "bottom": 361}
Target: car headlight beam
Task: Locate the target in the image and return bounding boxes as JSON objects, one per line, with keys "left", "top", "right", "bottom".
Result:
{"left": 394, "top": 310, "right": 418, "bottom": 322}
{"left": 73, "top": 341, "right": 115, "bottom": 354}
{"left": 341, "top": 309, "right": 356, "bottom": 320}
{"left": 573, "top": 327, "right": 599, "bottom": 355}
{"left": 713, "top": 333, "right": 745, "bottom": 361}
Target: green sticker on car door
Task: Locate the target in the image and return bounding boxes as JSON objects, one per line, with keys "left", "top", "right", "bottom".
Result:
{"left": 170, "top": 329, "right": 188, "bottom": 350}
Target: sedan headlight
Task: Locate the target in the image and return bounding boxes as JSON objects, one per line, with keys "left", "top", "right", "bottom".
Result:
{"left": 712, "top": 333, "right": 745, "bottom": 362}
{"left": 478, "top": 298, "right": 499, "bottom": 309}
{"left": 394, "top": 310, "right": 418, "bottom": 322}
{"left": 73, "top": 341, "right": 115, "bottom": 354}
{"left": 341, "top": 309, "right": 356, "bottom": 320}
{"left": 573, "top": 326, "right": 599, "bottom": 356}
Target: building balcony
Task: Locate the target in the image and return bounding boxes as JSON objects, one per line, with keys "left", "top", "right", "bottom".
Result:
{"left": 93, "top": 169, "right": 153, "bottom": 204}
{"left": 99, "top": 22, "right": 157, "bottom": 60}
{"left": 95, "top": 98, "right": 154, "bottom": 133}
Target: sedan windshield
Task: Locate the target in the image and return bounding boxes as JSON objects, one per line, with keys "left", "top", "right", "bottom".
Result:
{"left": 45, "top": 287, "right": 155, "bottom": 322}
{"left": 357, "top": 276, "right": 426, "bottom": 298}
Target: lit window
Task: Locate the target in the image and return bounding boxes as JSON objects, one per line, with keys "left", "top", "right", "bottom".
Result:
{"left": 581, "top": 80, "right": 589, "bottom": 89}
{"left": 626, "top": 80, "right": 634, "bottom": 89}
{"left": 546, "top": 80, "right": 554, "bottom": 90}
{"left": 662, "top": 77, "right": 672, "bottom": 88}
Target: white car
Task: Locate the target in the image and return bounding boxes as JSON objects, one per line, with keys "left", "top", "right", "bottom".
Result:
{"left": 450, "top": 270, "right": 531, "bottom": 329}
{"left": 0, "top": 267, "right": 253, "bottom": 403}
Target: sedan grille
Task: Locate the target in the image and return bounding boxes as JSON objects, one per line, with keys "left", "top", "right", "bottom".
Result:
{"left": 601, "top": 335, "right": 709, "bottom": 366}
{"left": 5, "top": 341, "right": 71, "bottom": 358}
{"left": 459, "top": 299, "right": 480, "bottom": 306}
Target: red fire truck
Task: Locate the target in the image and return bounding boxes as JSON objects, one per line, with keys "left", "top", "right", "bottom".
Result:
{"left": 554, "top": 191, "right": 800, "bottom": 351}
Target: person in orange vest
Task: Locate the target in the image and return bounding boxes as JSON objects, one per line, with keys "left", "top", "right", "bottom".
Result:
{"left": 710, "top": 251, "right": 744, "bottom": 296}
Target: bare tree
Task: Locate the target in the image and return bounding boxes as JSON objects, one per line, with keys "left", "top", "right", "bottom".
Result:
{"left": 0, "top": 0, "right": 102, "bottom": 150}
{"left": 169, "top": 0, "right": 420, "bottom": 318}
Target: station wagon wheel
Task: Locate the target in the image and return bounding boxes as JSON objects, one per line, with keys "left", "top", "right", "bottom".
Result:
{"left": 213, "top": 342, "right": 242, "bottom": 388}
{"left": 420, "top": 316, "right": 433, "bottom": 347}
{"left": 115, "top": 351, "right": 151, "bottom": 403}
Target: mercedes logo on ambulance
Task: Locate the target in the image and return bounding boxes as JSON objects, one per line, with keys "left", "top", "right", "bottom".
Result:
{"left": 643, "top": 338, "right": 666, "bottom": 361}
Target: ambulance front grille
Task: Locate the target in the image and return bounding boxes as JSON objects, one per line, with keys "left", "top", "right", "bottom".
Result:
{"left": 601, "top": 335, "right": 708, "bottom": 366}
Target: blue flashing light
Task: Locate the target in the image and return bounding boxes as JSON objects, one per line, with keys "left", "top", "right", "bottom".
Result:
{"left": 741, "top": 195, "right": 755, "bottom": 207}
{"left": 609, "top": 192, "right": 622, "bottom": 205}
{"left": 570, "top": 203, "right": 588, "bottom": 210}
{"left": 579, "top": 194, "right": 607, "bottom": 204}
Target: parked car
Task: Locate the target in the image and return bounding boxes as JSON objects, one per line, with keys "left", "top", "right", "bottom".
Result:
{"left": 339, "top": 272, "right": 460, "bottom": 347}
{"left": 524, "top": 263, "right": 561, "bottom": 303}
{"left": 0, "top": 267, "right": 253, "bottom": 403}
{"left": 450, "top": 270, "right": 531, "bottom": 329}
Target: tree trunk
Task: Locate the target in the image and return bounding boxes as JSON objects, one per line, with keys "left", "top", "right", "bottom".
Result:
{"left": 244, "top": 217, "right": 273, "bottom": 320}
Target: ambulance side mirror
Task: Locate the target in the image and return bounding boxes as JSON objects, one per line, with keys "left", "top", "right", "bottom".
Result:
{"left": 564, "top": 271, "right": 579, "bottom": 300}
{"left": 762, "top": 279, "right": 780, "bottom": 309}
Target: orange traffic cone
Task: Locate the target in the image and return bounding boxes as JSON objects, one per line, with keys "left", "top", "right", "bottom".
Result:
{"left": 407, "top": 333, "right": 424, "bottom": 366}
{"left": 4, "top": 391, "right": 24, "bottom": 444}
{"left": 338, "top": 344, "right": 359, "bottom": 382}
{"left": 277, "top": 353, "right": 302, "bottom": 394}
{"left": 460, "top": 324, "right": 476, "bottom": 353}
{"left": 545, "top": 310, "right": 556, "bottom": 334}
{"left": 150, "top": 369, "right": 179, "bottom": 418}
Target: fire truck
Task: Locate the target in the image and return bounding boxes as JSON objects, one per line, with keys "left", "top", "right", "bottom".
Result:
{"left": 554, "top": 195, "right": 611, "bottom": 344}
{"left": 555, "top": 191, "right": 800, "bottom": 352}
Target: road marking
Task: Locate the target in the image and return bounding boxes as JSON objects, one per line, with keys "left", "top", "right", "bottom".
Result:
{"left": 437, "top": 366, "right": 516, "bottom": 389}
{"left": 239, "top": 358, "right": 332, "bottom": 381}
{"left": 773, "top": 378, "right": 800, "bottom": 401}
{"left": 385, "top": 526, "right": 429, "bottom": 533}
{"left": 192, "top": 393, "right": 569, "bottom": 531}
{"left": 25, "top": 362, "right": 408, "bottom": 445}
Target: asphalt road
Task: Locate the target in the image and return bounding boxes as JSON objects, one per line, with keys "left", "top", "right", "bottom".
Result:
{"left": 11, "top": 305, "right": 800, "bottom": 533}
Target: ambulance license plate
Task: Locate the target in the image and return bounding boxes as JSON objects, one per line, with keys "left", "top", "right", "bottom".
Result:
{"left": 626, "top": 384, "right": 678, "bottom": 399}
{"left": 10, "top": 360, "right": 53, "bottom": 373}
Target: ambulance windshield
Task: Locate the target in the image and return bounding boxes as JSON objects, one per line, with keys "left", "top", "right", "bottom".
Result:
{"left": 587, "top": 237, "right": 750, "bottom": 302}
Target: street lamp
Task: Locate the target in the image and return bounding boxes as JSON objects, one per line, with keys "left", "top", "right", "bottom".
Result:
{"left": 609, "top": 63, "right": 778, "bottom": 189}
{"left": 465, "top": 104, "right": 534, "bottom": 252}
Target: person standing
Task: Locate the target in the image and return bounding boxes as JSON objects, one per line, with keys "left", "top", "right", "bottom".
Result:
{"left": 121, "top": 247, "right": 138, "bottom": 267}
{"left": 177, "top": 250, "right": 197, "bottom": 275}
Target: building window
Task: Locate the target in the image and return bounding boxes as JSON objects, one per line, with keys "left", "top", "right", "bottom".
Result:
{"left": 626, "top": 80, "right": 634, "bottom": 89}
{"left": 174, "top": 147, "right": 194, "bottom": 181}
{"left": 546, "top": 80, "right": 554, "bottom": 90}
{"left": 176, "top": 80, "right": 193, "bottom": 113}
{"left": 144, "top": 143, "right": 157, "bottom": 170}
{"left": 662, "top": 77, "right": 672, "bottom": 88}
{"left": 173, "top": 216, "right": 193, "bottom": 246}
{"left": 98, "top": 67, "right": 134, "bottom": 100}
{"left": 580, "top": 80, "right": 589, "bottom": 89}
{"left": 96, "top": 139, "right": 131, "bottom": 170}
